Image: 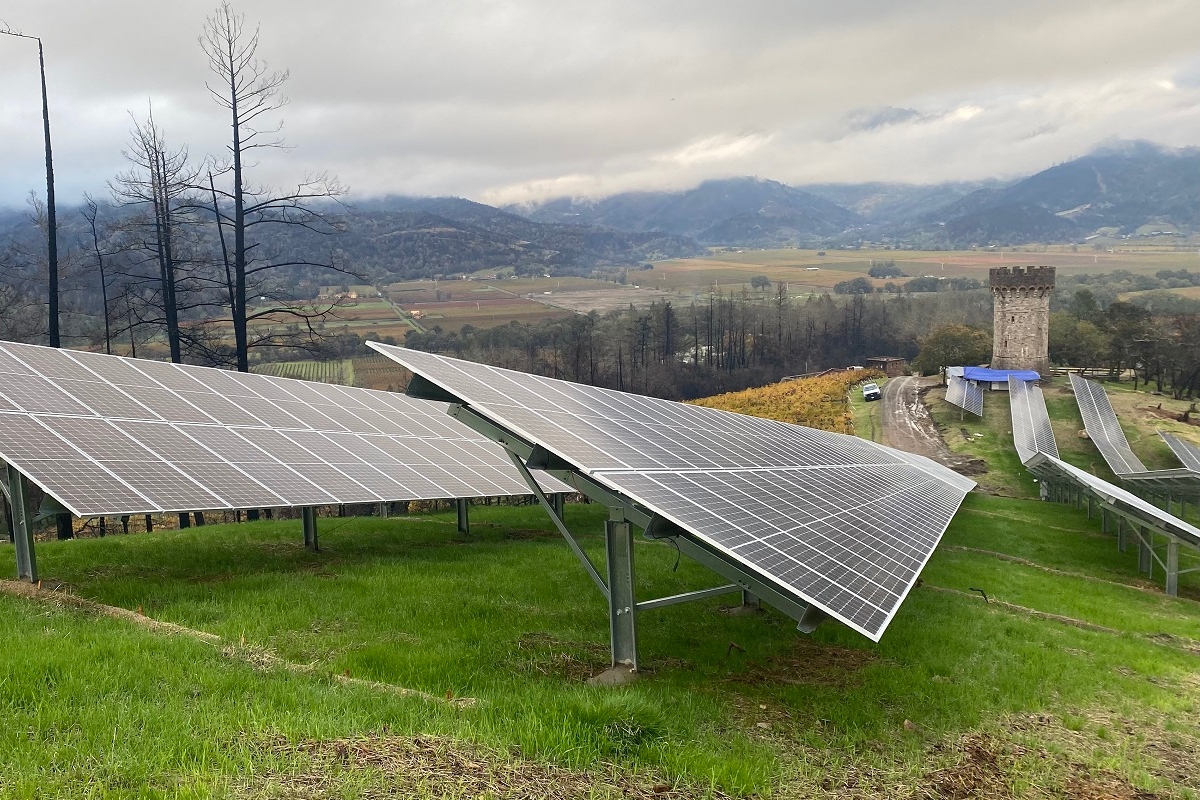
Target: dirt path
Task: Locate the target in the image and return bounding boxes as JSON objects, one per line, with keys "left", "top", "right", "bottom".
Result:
{"left": 881, "top": 376, "right": 985, "bottom": 476}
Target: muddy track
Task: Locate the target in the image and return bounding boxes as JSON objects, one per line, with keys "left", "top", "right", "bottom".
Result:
{"left": 881, "top": 376, "right": 986, "bottom": 477}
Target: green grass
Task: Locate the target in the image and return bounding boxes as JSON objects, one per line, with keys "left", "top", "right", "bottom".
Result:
{"left": 848, "top": 377, "right": 886, "bottom": 442}
{"left": 7, "top": 497, "right": 1200, "bottom": 797}
{"left": 925, "top": 382, "right": 1037, "bottom": 498}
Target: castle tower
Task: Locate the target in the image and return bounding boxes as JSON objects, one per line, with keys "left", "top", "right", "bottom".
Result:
{"left": 990, "top": 266, "right": 1054, "bottom": 375}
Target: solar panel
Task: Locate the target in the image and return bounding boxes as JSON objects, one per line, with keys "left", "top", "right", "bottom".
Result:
{"left": 369, "top": 342, "right": 975, "bottom": 642}
{"left": 1008, "top": 377, "right": 1059, "bottom": 462}
{"left": 1069, "top": 374, "right": 1146, "bottom": 475}
{"left": 0, "top": 341, "right": 569, "bottom": 516}
{"left": 945, "top": 373, "right": 983, "bottom": 417}
{"left": 1160, "top": 433, "right": 1200, "bottom": 472}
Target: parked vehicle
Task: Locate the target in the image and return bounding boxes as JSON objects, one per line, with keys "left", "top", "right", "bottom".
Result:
{"left": 861, "top": 382, "right": 881, "bottom": 402}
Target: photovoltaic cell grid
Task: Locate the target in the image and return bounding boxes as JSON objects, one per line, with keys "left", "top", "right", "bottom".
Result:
{"left": 1008, "top": 377, "right": 1059, "bottom": 462}
{"left": 1161, "top": 433, "right": 1200, "bottom": 472}
{"left": 1069, "top": 374, "right": 1147, "bottom": 475}
{"left": 369, "top": 342, "right": 975, "bottom": 642}
{"left": 946, "top": 374, "right": 983, "bottom": 417}
{"left": 0, "top": 341, "right": 567, "bottom": 516}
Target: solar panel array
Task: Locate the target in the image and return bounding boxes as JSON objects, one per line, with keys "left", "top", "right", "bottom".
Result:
{"left": 370, "top": 342, "right": 975, "bottom": 642}
{"left": 1069, "top": 374, "right": 1147, "bottom": 475}
{"left": 1008, "top": 377, "right": 1059, "bottom": 462}
{"left": 0, "top": 342, "right": 566, "bottom": 516}
{"left": 1161, "top": 433, "right": 1200, "bottom": 472}
{"left": 1025, "top": 451, "right": 1200, "bottom": 548}
{"left": 946, "top": 374, "right": 984, "bottom": 417}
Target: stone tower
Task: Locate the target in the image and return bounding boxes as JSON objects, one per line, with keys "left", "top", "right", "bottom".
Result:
{"left": 990, "top": 266, "right": 1054, "bottom": 375}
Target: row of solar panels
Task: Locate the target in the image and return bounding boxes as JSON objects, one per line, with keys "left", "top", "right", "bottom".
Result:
{"left": 1007, "top": 376, "right": 1200, "bottom": 548}
{"left": 0, "top": 340, "right": 978, "bottom": 644}
{"left": 0, "top": 341, "right": 569, "bottom": 516}
{"left": 370, "top": 343, "right": 976, "bottom": 641}
{"left": 1068, "top": 374, "right": 1200, "bottom": 494}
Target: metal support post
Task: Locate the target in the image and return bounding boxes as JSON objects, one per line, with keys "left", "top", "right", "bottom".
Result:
{"left": 7, "top": 465, "right": 36, "bottom": 583}
{"left": 741, "top": 590, "right": 761, "bottom": 609}
{"left": 1101, "top": 507, "right": 1108, "bottom": 533}
{"left": 1087, "top": 495, "right": 1094, "bottom": 519}
{"left": 551, "top": 492, "right": 565, "bottom": 520}
{"left": 605, "top": 513, "right": 638, "bottom": 671}
{"left": 302, "top": 506, "right": 318, "bottom": 552}
{"left": 1117, "top": 517, "right": 1127, "bottom": 552}
{"left": 1166, "top": 540, "right": 1180, "bottom": 597}
{"left": 1138, "top": 528, "right": 1152, "bottom": 575}
{"left": 456, "top": 498, "right": 470, "bottom": 535}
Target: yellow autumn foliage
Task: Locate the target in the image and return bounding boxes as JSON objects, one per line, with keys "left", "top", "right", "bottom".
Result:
{"left": 691, "top": 369, "right": 883, "bottom": 434}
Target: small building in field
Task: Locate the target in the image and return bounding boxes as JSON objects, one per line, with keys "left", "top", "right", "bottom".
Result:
{"left": 866, "top": 356, "right": 908, "bottom": 377}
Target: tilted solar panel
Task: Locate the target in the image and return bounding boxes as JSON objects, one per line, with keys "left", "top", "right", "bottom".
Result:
{"left": 369, "top": 342, "right": 975, "bottom": 641}
{"left": 1160, "top": 433, "right": 1200, "bottom": 473}
{"left": 1008, "top": 377, "right": 1059, "bottom": 462}
{"left": 0, "top": 341, "right": 568, "bottom": 516}
{"left": 1024, "top": 451, "right": 1200, "bottom": 548}
{"left": 945, "top": 373, "right": 983, "bottom": 417}
{"left": 1069, "top": 374, "right": 1146, "bottom": 475}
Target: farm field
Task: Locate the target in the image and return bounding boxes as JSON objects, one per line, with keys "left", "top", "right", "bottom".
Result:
{"left": 651, "top": 246, "right": 1200, "bottom": 295}
{"left": 7, "top": 497, "right": 1200, "bottom": 797}
{"left": 252, "top": 355, "right": 410, "bottom": 391}
{"left": 405, "top": 296, "right": 573, "bottom": 329}
{"left": 1119, "top": 285, "right": 1200, "bottom": 302}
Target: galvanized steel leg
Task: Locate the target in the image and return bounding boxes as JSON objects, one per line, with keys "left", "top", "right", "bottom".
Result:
{"left": 1101, "top": 508, "right": 1108, "bottom": 533}
{"left": 1166, "top": 540, "right": 1180, "bottom": 597}
{"left": 7, "top": 466, "right": 35, "bottom": 583}
{"left": 1117, "top": 517, "right": 1127, "bottom": 552}
{"left": 551, "top": 492, "right": 565, "bottom": 520}
{"left": 605, "top": 515, "right": 638, "bottom": 671}
{"left": 1087, "top": 495, "right": 1094, "bottom": 520}
{"left": 1138, "top": 528, "right": 1152, "bottom": 575}
{"left": 456, "top": 498, "right": 470, "bottom": 535}
{"left": 302, "top": 507, "right": 318, "bottom": 552}
{"left": 741, "top": 590, "right": 761, "bottom": 609}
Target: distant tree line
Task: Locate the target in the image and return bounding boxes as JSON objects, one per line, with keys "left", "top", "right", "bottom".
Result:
{"left": 1050, "top": 281, "right": 1200, "bottom": 398}
{"left": 404, "top": 286, "right": 992, "bottom": 400}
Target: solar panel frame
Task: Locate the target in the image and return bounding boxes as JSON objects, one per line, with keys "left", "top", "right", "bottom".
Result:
{"left": 369, "top": 342, "right": 975, "bottom": 642}
{"left": 1026, "top": 451, "right": 1200, "bottom": 547}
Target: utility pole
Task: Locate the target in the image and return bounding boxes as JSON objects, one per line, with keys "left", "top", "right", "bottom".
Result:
{"left": 1, "top": 25, "right": 60, "bottom": 347}
{"left": 3, "top": 25, "right": 68, "bottom": 540}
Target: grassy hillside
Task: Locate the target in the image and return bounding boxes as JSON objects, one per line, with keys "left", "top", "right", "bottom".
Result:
{"left": 6, "top": 496, "right": 1200, "bottom": 797}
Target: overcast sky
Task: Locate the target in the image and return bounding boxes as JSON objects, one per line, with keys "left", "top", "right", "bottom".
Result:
{"left": 2, "top": 0, "right": 1199, "bottom": 209}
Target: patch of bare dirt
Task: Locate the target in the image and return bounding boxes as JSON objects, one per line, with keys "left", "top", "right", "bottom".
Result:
{"left": 515, "top": 632, "right": 610, "bottom": 682}
{"left": 252, "top": 734, "right": 711, "bottom": 799}
{"left": 730, "top": 637, "right": 877, "bottom": 689}
{"left": 881, "top": 377, "right": 986, "bottom": 477}
{"left": 514, "top": 633, "right": 691, "bottom": 681}
{"left": 788, "top": 716, "right": 1167, "bottom": 800}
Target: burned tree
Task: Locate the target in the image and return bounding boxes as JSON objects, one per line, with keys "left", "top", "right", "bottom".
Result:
{"left": 110, "top": 109, "right": 206, "bottom": 364}
{"left": 200, "top": 2, "right": 353, "bottom": 372}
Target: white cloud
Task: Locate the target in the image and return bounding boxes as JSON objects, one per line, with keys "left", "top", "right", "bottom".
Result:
{"left": 1, "top": 0, "right": 1199, "bottom": 206}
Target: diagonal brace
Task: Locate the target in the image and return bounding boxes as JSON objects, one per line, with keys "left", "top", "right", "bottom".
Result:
{"left": 506, "top": 450, "right": 609, "bottom": 600}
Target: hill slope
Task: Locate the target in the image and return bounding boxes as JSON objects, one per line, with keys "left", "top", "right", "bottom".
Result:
{"left": 511, "top": 177, "right": 862, "bottom": 246}
{"left": 904, "top": 141, "right": 1200, "bottom": 245}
